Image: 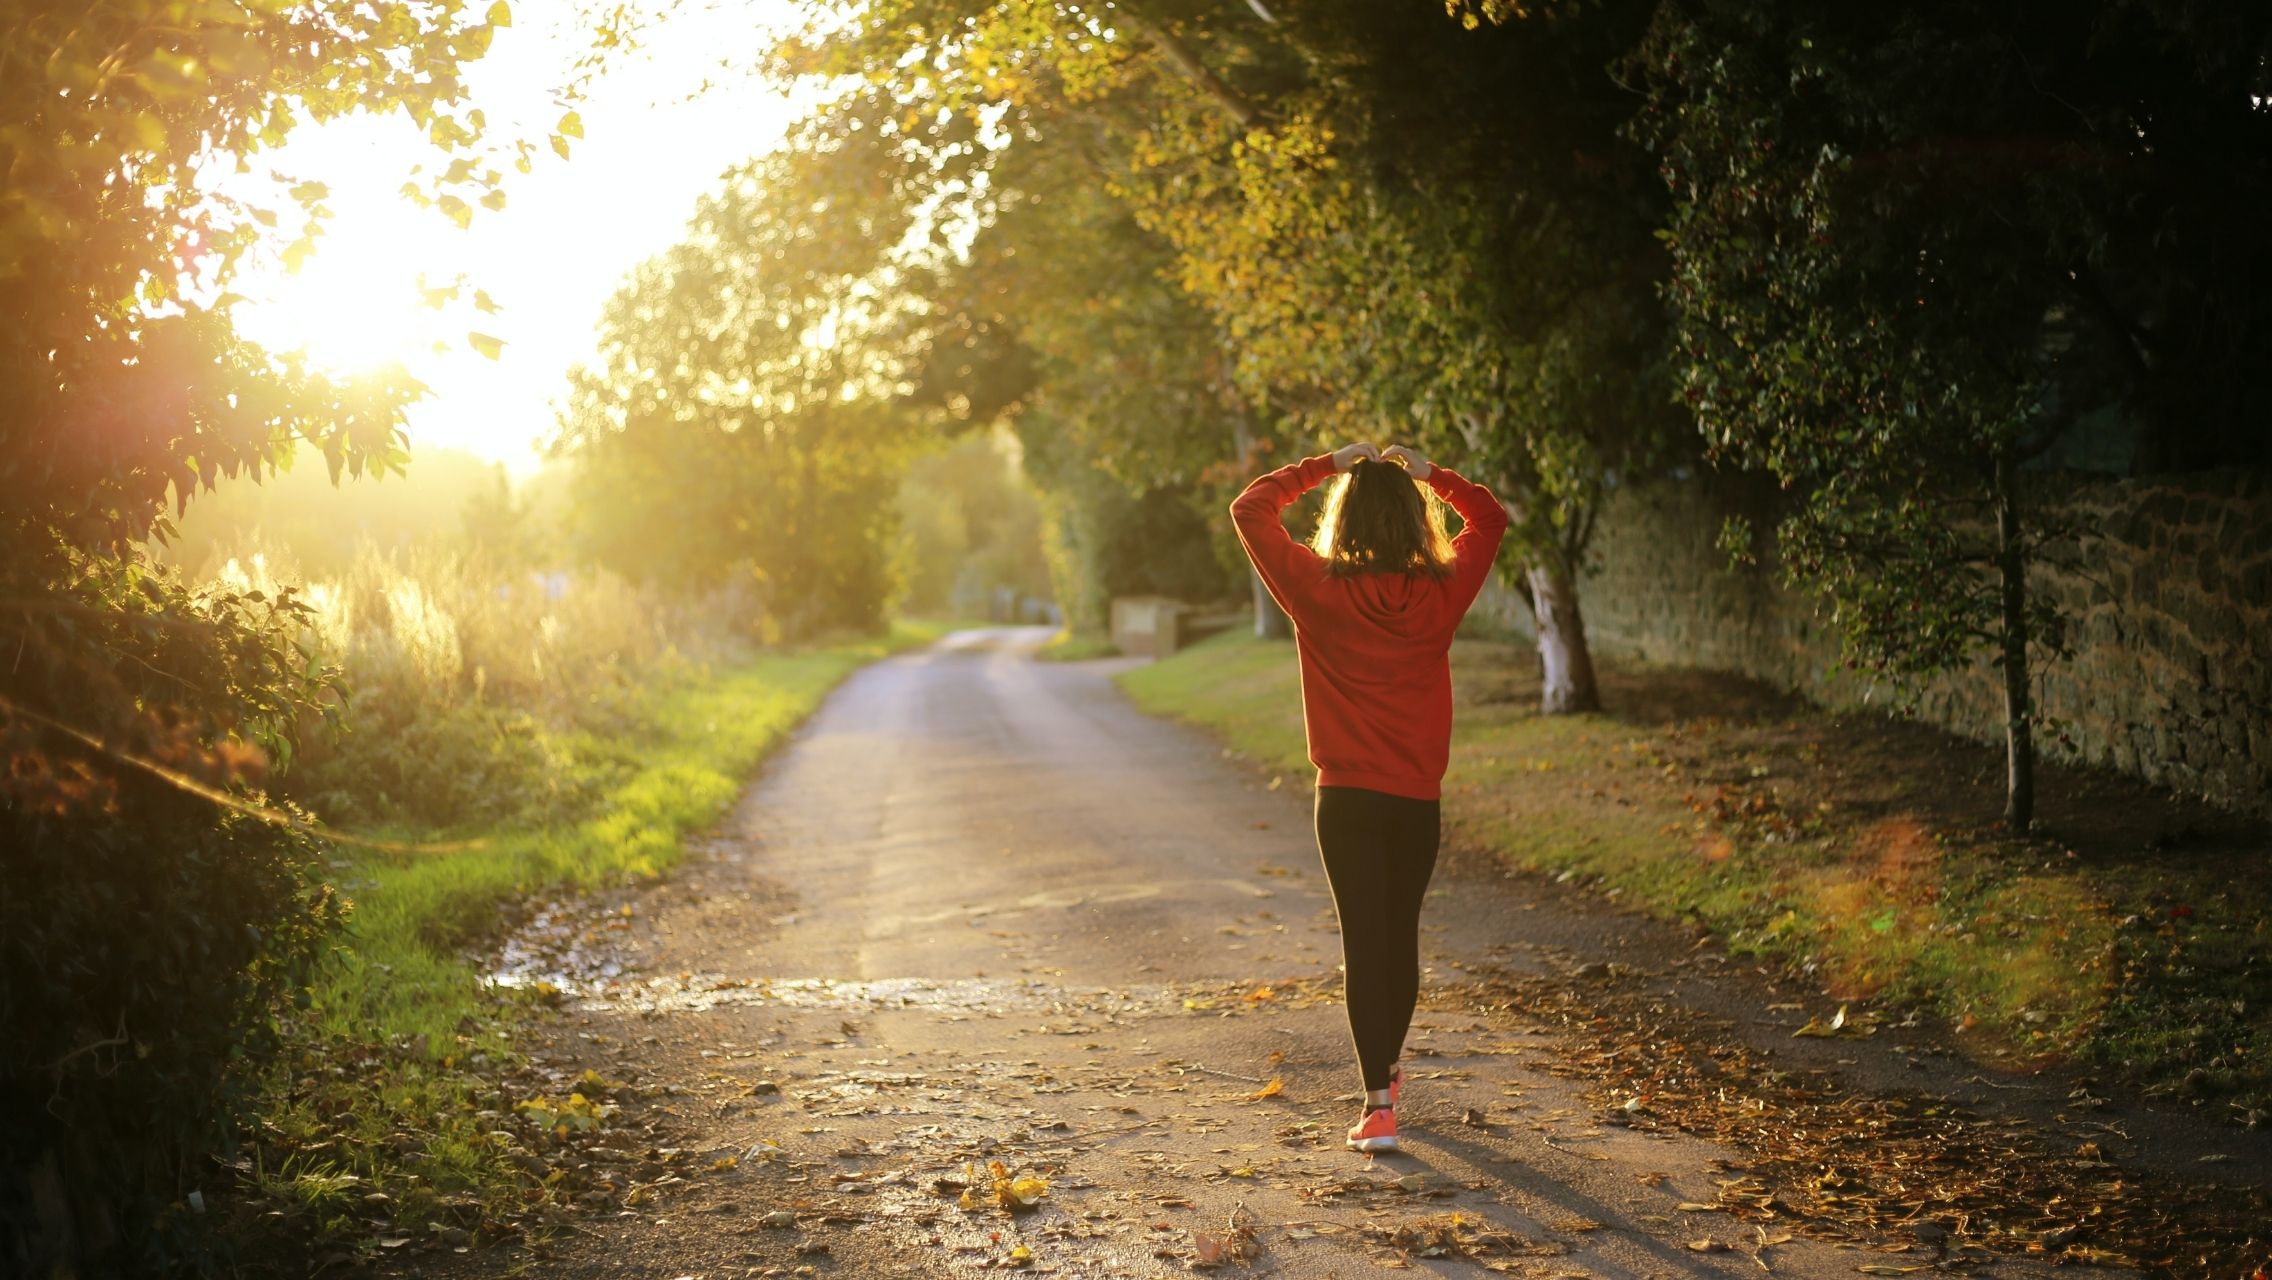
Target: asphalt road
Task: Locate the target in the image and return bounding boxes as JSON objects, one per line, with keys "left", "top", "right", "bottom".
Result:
{"left": 457, "top": 627, "right": 2214, "bottom": 1279}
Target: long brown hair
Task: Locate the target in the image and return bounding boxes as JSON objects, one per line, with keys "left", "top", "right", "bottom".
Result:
{"left": 1309, "top": 458, "right": 1455, "bottom": 579}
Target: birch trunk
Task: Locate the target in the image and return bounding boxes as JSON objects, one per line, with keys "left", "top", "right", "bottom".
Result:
{"left": 1526, "top": 558, "right": 1600, "bottom": 714}
{"left": 1994, "top": 450, "right": 2036, "bottom": 829}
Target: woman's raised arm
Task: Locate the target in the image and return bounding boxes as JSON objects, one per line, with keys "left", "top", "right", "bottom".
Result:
{"left": 1420, "top": 461, "right": 1510, "bottom": 617}
{"left": 1229, "top": 443, "right": 1377, "bottom": 622}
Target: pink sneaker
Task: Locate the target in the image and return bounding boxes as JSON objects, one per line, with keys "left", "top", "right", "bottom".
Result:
{"left": 1346, "top": 1106, "right": 1398, "bottom": 1153}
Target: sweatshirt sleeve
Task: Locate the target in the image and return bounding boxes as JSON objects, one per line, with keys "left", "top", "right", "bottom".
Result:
{"left": 1425, "top": 465, "right": 1511, "bottom": 617}
{"left": 1229, "top": 453, "right": 1337, "bottom": 623}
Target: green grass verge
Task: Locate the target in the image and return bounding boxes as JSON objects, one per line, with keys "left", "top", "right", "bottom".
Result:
{"left": 1120, "top": 629, "right": 2270, "bottom": 1120}
{"left": 1036, "top": 628, "right": 1121, "bottom": 661}
{"left": 244, "top": 621, "right": 944, "bottom": 1248}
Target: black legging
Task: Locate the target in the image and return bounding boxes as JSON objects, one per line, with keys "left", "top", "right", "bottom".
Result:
{"left": 1313, "top": 785, "right": 1441, "bottom": 1093}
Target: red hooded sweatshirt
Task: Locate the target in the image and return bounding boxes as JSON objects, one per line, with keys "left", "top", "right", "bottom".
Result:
{"left": 1229, "top": 454, "right": 1509, "bottom": 801}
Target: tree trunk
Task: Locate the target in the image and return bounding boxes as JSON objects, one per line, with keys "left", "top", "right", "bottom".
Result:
{"left": 1227, "top": 401, "right": 1290, "bottom": 639}
{"left": 1526, "top": 558, "right": 1600, "bottom": 714}
{"left": 1993, "top": 449, "right": 2035, "bottom": 829}
{"left": 1251, "top": 569, "right": 1291, "bottom": 639}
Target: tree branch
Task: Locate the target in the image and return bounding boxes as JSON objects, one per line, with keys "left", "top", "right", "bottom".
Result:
{"left": 0, "top": 694, "right": 486, "bottom": 858}
{"left": 1114, "top": 3, "right": 1266, "bottom": 130}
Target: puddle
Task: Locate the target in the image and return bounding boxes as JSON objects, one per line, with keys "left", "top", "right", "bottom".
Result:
{"left": 489, "top": 896, "right": 632, "bottom": 992}
{"left": 566, "top": 973, "right": 1181, "bottom": 1017}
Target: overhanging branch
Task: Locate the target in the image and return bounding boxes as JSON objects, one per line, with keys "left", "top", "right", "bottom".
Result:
{"left": 1113, "top": 2, "right": 1266, "bottom": 130}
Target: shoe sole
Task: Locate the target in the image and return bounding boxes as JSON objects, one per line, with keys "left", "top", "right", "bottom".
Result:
{"left": 1346, "top": 1135, "right": 1399, "bottom": 1153}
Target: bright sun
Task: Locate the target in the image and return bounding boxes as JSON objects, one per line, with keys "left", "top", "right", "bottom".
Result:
{"left": 226, "top": 118, "right": 471, "bottom": 378}
{"left": 215, "top": 2, "right": 806, "bottom": 473}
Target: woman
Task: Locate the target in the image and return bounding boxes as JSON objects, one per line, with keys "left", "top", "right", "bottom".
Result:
{"left": 1229, "top": 441, "right": 1509, "bottom": 1153}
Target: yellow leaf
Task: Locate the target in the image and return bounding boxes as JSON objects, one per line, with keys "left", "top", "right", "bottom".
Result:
{"left": 486, "top": 0, "right": 511, "bottom": 25}
{"left": 468, "top": 331, "right": 505, "bottom": 359}
{"left": 557, "top": 110, "right": 584, "bottom": 139}
{"left": 1249, "top": 1076, "right": 1284, "bottom": 1100}
{"left": 999, "top": 1171, "right": 1049, "bottom": 1211}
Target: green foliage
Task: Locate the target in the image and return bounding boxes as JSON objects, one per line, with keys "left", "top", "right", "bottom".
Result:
{"left": 0, "top": 541, "right": 353, "bottom": 1272}
{"left": 555, "top": 144, "right": 924, "bottom": 638}
{"left": 2, "top": 795, "right": 344, "bottom": 1273}
{"left": 0, "top": 0, "right": 557, "bottom": 1265}
{"left": 1627, "top": 0, "right": 2272, "bottom": 821}
{"left": 1025, "top": 460, "right": 1240, "bottom": 635}
{"left": 943, "top": 104, "right": 1276, "bottom": 631}
{"left": 1036, "top": 630, "right": 1122, "bottom": 661}
{"left": 1, "top": 0, "right": 528, "bottom": 546}
{"left": 896, "top": 428, "right": 1055, "bottom": 620}
{"left": 769, "top": 0, "right": 1689, "bottom": 705}
{"left": 957, "top": 126, "right": 1256, "bottom": 490}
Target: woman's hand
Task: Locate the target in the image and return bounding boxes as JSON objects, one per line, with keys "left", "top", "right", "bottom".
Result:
{"left": 1382, "top": 445, "right": 1433, "bottom": 479}
{"left": 1332, "top": 442, "right": 1382, "bottom": 472}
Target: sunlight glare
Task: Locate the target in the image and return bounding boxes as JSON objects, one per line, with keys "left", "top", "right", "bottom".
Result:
{"left": 221, "top": 1, "right": 808, "bottom": 474}
{"left": 228, "top": 117, "right": 465, "bottom": 377}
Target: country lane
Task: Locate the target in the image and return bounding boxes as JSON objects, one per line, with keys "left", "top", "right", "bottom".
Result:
{"left": 440, "top": 627, "right": 2181, "bottom": 1280}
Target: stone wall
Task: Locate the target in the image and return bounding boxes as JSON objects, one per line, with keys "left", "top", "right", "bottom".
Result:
{"left": 1478, "top": 467, "right": 2272, "bottom": 817}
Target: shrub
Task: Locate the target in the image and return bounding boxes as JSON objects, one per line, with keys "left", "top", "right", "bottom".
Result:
{"left": 1, "top": 549, "right": 344, "bottom": 1275}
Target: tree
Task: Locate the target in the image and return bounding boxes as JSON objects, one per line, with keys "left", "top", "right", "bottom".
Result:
{"left": 729, "top": 81, "right": 1276, "bottom": 637}
{"left": 554, "top": 138, "right": 925, "bottom": 638}
{"left": 1631, "top": 0, "right": 2272, "bottom": 826}
{"left": 778, "top": 0, "right": 1687, "bottom": 711}
{"left": 1113, "top": 0, "right": 1689, "bottom": 708}
{"left": 948, "top": 117, "right": 1288, "bottom": 635}
{"left": 0, "top": 0, "right": 551, "bottom": 1266}
{"left": 894, "top": 427, "right": 1054, "bottom": 620}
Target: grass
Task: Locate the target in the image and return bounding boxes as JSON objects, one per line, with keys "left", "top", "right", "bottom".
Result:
{"left": 1120, "top": 629, "right": 2271, "bottom": 1120}
{"left": 241, "top": 621, "right": 945, "bottom": 1250}
{"left": 1036, "top": 628, "right": 1121, "bottom": 661}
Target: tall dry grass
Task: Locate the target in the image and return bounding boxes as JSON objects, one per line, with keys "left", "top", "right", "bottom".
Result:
{"left": 203, "top": 541, "right": 762, "bottom": 832}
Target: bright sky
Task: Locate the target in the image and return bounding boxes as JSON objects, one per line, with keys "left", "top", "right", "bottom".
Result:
{"left": 229, "top": 2, "right": 805, "bottom": 477}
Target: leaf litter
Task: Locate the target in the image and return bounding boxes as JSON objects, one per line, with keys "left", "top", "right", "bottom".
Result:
{"left": 1438, "top": 962, "right": 2271, "bottom": 1276}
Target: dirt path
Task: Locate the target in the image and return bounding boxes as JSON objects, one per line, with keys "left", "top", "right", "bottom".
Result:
{"left": 444, "top": 628, "right": 2265, "bottom": 1279}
